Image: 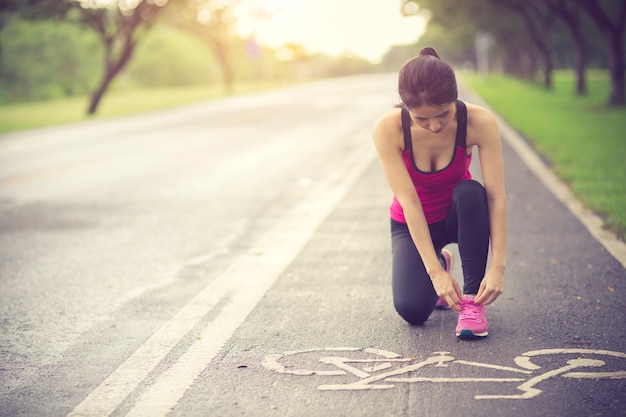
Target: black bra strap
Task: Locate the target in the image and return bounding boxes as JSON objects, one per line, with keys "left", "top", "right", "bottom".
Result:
{"left": 455, "top": 100, "right": 468, "bottom": 148}
{"left": 400, "top": 107, "right": 412, "bottom": 151}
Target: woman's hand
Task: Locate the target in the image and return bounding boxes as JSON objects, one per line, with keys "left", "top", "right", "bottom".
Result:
{"left": 431, "top": 270, "right": 463, "bottom": 312}
{"left": 474, "top": 266, "right": 504, "bottom": 305}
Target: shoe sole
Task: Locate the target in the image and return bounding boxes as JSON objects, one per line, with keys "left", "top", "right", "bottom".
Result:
{"left": 456, "top": 330, "right": 488, "bottom": 340}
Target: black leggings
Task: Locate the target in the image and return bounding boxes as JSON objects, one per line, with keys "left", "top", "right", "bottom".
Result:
{"left": 391, "top": 180, "right": 490, "bottom": 325}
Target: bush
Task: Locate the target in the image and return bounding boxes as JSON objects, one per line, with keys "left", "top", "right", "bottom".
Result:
{"left": 127, "top": 26, "right": 216, "bottom": 88}
{"left": 0, "top": 18, "right": 102, "bottom": 103}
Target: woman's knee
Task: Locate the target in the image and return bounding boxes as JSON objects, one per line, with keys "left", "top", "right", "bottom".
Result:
{"left": 454, "top": 179, "right": 486, "bottom": 200}
{"left": 394, "top": 298, "right": 434, "bottom": 325}
{"left": 453, "top": 180, "right": 488, "bottom": 212}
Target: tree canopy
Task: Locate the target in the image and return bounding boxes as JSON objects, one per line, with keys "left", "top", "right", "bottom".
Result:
{"left": 1, "top": 0, "right": 623, "bottom": 112}
{"left": 403, "top": 0, "right": 625, "bottom": 105}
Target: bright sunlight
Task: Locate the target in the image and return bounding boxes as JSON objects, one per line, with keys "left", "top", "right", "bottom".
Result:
{"left": 236, "top": 0, "right": 428, "bottom": 63}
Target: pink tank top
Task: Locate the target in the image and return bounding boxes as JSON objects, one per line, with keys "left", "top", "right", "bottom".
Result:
{"left": 390, "top": 100, "right": 472, "bottom": 224}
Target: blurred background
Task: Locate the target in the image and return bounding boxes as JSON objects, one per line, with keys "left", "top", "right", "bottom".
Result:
{"left": 0, "top": 0, "right": 624, "bottom": 239}
{"left": 0, "top": 0, "right": 622, "bottom": 114}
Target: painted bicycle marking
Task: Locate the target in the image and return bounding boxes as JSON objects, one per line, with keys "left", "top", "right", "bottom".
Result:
{"left": 262, "top": 347, "right": 626, "bottom": 399}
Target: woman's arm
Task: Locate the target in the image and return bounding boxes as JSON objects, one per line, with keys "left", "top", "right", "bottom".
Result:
{"left": 467, "top": 105, "right": 507, "bottom": 305}
{"left": 373, "top": 110, "right": 463, "bottom": 310}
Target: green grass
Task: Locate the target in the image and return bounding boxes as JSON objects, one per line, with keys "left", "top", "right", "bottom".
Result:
{"left": 465, "top": 70, "right": 626, "bottom": 241}
{"left": 0, "top": 80, "right": 297, "bottom": 134}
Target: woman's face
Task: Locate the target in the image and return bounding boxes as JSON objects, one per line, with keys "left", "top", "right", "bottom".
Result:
{"left": 408, "top": 102, "right": 456, "bottom": 134}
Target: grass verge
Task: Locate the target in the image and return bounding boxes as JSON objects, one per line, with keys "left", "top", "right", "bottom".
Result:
{"left": 465, "top": 70, "right": 626, "bottom": 241}
{"left": 0, "top": 80, "right": 297, "bottom": 134}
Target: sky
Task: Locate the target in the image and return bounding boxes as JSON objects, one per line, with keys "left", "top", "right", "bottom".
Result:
{"left": 235, "top": 0, "right": 428, "bottom": 63}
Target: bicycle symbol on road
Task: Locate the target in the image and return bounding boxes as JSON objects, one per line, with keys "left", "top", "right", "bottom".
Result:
{"left": 262, "top": 347, "right": 626, "bottom": 399}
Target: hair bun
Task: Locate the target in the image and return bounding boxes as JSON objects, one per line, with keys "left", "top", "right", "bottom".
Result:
{"left": 419, "top": 47, "right": 440, "bottom": 59}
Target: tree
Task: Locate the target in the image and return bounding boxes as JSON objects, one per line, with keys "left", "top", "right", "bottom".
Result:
{"left": 496, "top": 0, "right": 559, "bottom": 89}
{"left": 580, "top": 0, "right": 626, "bottom": 105}
{"left": 75, "top": 0, "right": 184, "bottom": 115}
{"left": 169, "top": 0, "right": 272, "bottom": 95}
{"left": 8, "top": 0, "right": 184, "bottom": 114}
{"left": 170, "top": 0, "right": 240, "bottom": 95}
{"left": 405, "top": 0, "right": 622, "bottom": 101}
{"left": 546, "top": 0, "right": 589, "bottom": 95}
{"left": 401, "top": 0, "right": 537, "bottom": 78}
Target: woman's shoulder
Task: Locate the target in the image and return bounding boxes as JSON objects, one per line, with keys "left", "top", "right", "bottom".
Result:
{"left": 465, "top": 102, "right": 497, "bottom": 126}
{"left": 374, "top": 107, "right": 403, "bottom": 130}
{"left": 464, "top": 102, "right": 500, "bottom": 146}
{"left": 373, "top": 107, "right": 404, "bottom": 147}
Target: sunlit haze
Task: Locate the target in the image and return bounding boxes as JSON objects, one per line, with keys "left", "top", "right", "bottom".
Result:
{"left": 236, "top": 0, "right": 427, "bottom": 63}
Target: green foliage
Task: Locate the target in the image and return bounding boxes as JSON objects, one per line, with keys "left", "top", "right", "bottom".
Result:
{"left": 466, "top": 70, "right": 626, "bottom": 240}
{"left": 403, "top": 0, "right": 608, "bottom": 74}
{"left": 0, "top": 18, "right": 102, "bottom": 103}
{"left": 377, "top": 44, "right": 416, "bottom": 71}
{"left": 127, "top": 26, "right": 216, "bottom": 87}
{"left": 0, "top": 15, "right": 372, "bottom": 106}
{"left": 412, "top": 22, "right": 476, "bottom": 63}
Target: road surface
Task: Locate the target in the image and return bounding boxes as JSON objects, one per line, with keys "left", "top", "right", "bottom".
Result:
{"left": 1, "top": 74, "right": 625, "bottom": 417}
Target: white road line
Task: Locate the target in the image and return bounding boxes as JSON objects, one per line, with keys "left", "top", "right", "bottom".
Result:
{"left": 67, "top": 130, "right": 376, "bottom": 417}
{"left": 460, "top": 83, "right": 626, "bottom": 269}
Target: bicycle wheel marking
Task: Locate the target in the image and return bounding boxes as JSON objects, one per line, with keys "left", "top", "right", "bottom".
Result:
{"left": 262, "top": 347, "right": 626, "bottom": 399}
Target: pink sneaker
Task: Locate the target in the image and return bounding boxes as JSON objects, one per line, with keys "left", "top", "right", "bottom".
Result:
{"left": 456, "top": 296, "right": 488, "bottom": 339}
{"left": 435, "top": 249, "right": 453, "bottom": 310}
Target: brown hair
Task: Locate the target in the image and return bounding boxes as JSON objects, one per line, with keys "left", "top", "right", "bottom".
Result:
{"left": 398, "top": 47, "right": 457, "bottom": 108}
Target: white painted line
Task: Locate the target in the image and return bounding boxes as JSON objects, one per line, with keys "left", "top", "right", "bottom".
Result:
{"left": 461, "top": 83, "right": 626, "bottom": 269}
{"left": 521, "top": 348, "right": 626, "bottom": 358}
{"left": 453, "top": 360, "right": 532, "bottom": 374}
{"left": 386, "top": 377, "right": 526, "bottom": 383}
{"left": 67, "top": 130, "right": 376, "bottom": 417}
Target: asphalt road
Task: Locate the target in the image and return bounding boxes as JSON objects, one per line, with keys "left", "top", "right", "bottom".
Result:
{"left": 1, "top": 73, "right": 625, "bottom": 417}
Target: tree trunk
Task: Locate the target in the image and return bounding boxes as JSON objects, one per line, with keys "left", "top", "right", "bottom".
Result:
{"left": 87, "top": 70, "right": 115, "bottom": 116}
{"left": 582, "top": 0, "right": 626, "bottom": 105}
{"left": 498, "top": 0, "right": 555, "bottom": 89}
{"left": 79, "top": 0, "right": 170, "bottom": 115}
{"left": 87, "top": 38, "right": 136, "bottom": 115}
{"left": 538, "top": 42, "right": 553, "bottom": 89}
{"left": 223, "top": 65, "right": 234, "bottom": 95}
{"left": 548, "top": 0, "right": 587, "bottom": 95}
{"left": 209, "top": 38, "right": 234, "bottom": 95}
{"left": 571, "top": 28, "right": 587, "bottom": 95}
{"left": 604, "top": 31, "right": 625, "bottom": 105}
{"left": 519, "top": 44, "right": 537, "bottom": 80}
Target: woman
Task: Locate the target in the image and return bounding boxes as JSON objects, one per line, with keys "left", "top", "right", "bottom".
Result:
{"left": 372, "top": 47, "right": 507, "bottom": 339}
